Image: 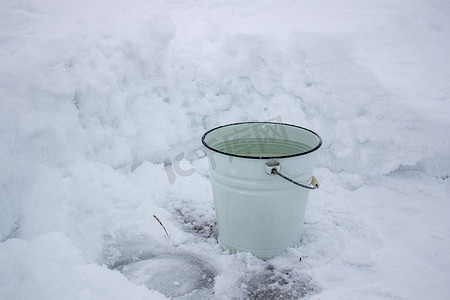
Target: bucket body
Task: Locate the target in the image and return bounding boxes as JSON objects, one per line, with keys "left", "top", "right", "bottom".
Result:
{"left": 202, "top": 122, "right": 322, "bottom": 259}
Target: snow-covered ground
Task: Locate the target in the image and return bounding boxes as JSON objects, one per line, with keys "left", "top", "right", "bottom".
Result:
{"left": 1, "top": 0, "right": 449, "bottom": 299}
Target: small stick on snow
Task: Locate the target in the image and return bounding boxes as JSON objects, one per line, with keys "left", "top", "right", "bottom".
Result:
{"left": 153, "top": 215, "right": 169, "bottom": 238}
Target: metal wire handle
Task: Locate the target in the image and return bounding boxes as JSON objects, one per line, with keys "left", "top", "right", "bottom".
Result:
{"left": 265, "top": 161, "right": 320, "bottom": 190}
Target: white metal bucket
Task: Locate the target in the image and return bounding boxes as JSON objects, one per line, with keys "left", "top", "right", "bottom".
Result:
{"left": 202, "top": 122, "right": 322, "bottom": 259}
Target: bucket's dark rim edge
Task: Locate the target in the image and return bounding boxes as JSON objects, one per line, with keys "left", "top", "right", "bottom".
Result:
{"left": 201, "top": 121, "right": 322, "bottom": 159}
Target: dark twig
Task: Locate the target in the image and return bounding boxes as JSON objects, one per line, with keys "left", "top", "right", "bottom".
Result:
{"left": 153, "top": 215, "right": 169, "bottom": 238}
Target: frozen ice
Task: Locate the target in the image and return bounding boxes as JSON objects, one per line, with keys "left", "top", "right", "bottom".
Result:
{"left": 118, "top": 254, "right": 215, "bottom": 299}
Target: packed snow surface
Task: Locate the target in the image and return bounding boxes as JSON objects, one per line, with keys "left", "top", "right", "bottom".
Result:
{"left": 1, "top": 0, "right": 450, "bottom": 299}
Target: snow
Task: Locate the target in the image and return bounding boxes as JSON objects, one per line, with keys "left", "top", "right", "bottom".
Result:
{"left": 1, "top": 0, "right": 449, "bottom": 299}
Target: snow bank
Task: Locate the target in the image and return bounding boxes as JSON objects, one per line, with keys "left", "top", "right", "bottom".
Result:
{"left": 0, "top": 232, "right": 167, "bottom": 299}
{"left": 0, "top": 0, "right": 177, "bottom": 242}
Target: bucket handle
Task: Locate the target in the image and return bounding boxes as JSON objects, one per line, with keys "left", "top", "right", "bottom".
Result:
{"left": 265, "top": 161, "right": 319, "bottom": 190}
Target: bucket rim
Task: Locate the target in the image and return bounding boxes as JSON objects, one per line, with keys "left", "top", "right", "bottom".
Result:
{"left": 201, "top": 121, "right": 322, "bottom": 159}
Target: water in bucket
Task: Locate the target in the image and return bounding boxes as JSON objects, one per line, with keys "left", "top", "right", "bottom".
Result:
{"left": 212, "top": 138, "right": 313, "bottom": 157}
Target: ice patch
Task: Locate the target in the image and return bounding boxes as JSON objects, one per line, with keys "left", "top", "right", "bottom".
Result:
{"left": 118, "top": 254, "right": 215, "bottom": 299}
{"left": 239, "top": 264, "right": 319, "bottom": 300}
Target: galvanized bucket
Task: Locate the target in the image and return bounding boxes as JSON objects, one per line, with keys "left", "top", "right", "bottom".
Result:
{"left": 202, "top": 122, "right": 322, "bottom": 259}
